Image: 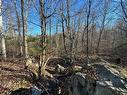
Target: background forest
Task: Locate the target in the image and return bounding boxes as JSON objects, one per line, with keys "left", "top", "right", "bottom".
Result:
{"left": 0, "top": 0, "right": 127, "bottom": 95}
{"left": 0, "top": 0, "right": 127, "bottom": 64}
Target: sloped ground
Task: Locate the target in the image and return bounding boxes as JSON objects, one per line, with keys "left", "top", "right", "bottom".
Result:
{"left": 0, "top": 62, "right": 32, "bottom": 95}
{"left": 92, "top": 62, "right": 127, "bottom": 95}
{"left": 0, "top": 57, "right": 127, "bottom": 95}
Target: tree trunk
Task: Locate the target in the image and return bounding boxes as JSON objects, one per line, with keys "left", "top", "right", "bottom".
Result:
{"left": 0, "top": 0, "right": 6, "bottom": 59}
{"left": 60, "top": 2, "right": 67, "bottom": 55}
{"left": 24, "top": 17, "right": 28, "bottom": 58}
{"left": 90, "top": 17, "right": 95, "bottom": 54}
{"left": 86, "top": 0, "right": 91, "bottom": 64}
{"left": 49, "top": 16, "right": 52, "bottom": 49}
{"left": 96, "top": 18, "right": 105, "bottom": 54}
{"left": 21, "top": 0, "right": 28, "bottom": 58}
{"left": 96, "top": 0, "right": 108, "bottom": 54}
{"left": 1, "top": 36, "right": 6, "bottom": 59}
{"left": 62, "top": 16, "right": 67, "bottom": 55}
{"left": 56, "top": 21, "right": 59, "bottom": 55}
{"left": 75, "top": 15, "right": 81, "bottom": 55}
{"left": 39, "top": 0, "right": 47, "bottom": 79}
{"left": 14, "top": 0, "right": 23, "bottom": 56}
{"left": 66, "top": 0, "right": 72, "bottom": 55}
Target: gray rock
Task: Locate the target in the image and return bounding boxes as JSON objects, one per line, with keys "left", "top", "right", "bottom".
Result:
{"left": 68, "top": 70, "right": 127, "bottom": 95}
{"left": 68, "top": 73, "right": 96, "bottom": 95}
{"left": 31, "top": 86, "right": 42, "bottom": 95}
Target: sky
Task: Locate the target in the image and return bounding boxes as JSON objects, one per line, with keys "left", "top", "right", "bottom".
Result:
{"left": 27, "top": 0, "right": 68, "bottom": 35}
{"left": 2, "top": 0, "right": 122, "bottom": 36}
{"left": 27, "top": 0, "right": 85, "bottom": 36}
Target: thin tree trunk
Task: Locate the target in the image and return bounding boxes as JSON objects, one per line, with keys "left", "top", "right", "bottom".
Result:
{"left": 1, "top": 36, "right": 6, "bottom": 59}
{"left": 90, "top": 17, "right": 95, "bottom": 54}
{"left": 96, "top": 11, "right": 106, "bottom": 53}
{"left": 0, "top": 0, "right": 6, "bottom": 59}
{"left": 66, "top": 0, "right": 72, "bottom": 55}
{"left": 82, "top": 26, "right": 87, "bottom": 53}
{"left": 21, "top": 0, "right": 28, "bottom": 58}
{"left": 96, "top": 18, "right": 105, "bottom": 53}
{"left": 39, "top": 0, "right": 47, "bottom": 79}
{"left": 24, "top": 17, "right": 28, "bottom": 58}
{"left": 75, "top": 15, "right": 81, "bottom": 54}
{"left": 96, "top": 0, "right": 109, "bottom": 54}
{"left": 86, "top": 0, "right": 91, "bottom": 64}
{"left": 60, "top": 2, "right": 67, "bottom": 55}
{"left": 14, "top": 0, "right": 23, "bottom": 56}
{"left": 56, "top": 21, "right": 59, "bottom": 55}
{"left": 49, "top": 17, "right": 52, "bottom": 49}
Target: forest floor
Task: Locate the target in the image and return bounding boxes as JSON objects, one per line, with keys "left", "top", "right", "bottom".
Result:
{"left": 0, "top": 57, "right": 127, "bottom": 95}
{"left": 0, "top": 61, "right": 32, "bottom": 95}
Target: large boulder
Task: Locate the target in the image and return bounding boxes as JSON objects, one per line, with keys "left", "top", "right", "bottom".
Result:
{"left": 68, "top": 64, "right": 127, "bottom": 95}
{"left": 68, "top": 73, "right": 96, "bottom": 95}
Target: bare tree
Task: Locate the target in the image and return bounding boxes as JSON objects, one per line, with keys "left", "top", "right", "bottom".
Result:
{"left": 120, "top": 0, "right": 127, "bottom": 23}
{"left": 86, "top": 0, "right": 91, "bottom": 64}
{"left": 0, "top": 0, "right": 6, "bottom": 59}
{"left": 49, "top": 16, "right": 52, "bottom": 49}
{"left": 38, "top": 0, "right": 56, "bottom": 79}
{"left": 96, "top": 0, "right": 110, "bottom": 53}
{"left": 38, "top": 0, "right": 47, "bottom": 79}
{"left": 75, "top": 14, "right": 81, "bottom": 55}
{"left": 90, "top": 13, "right": 96, "bottom": 54}
{"left": 60, "top": 1, "right": 68, "bottom": 55}
{"left": 14, "top": 0, "right": 23, "bottom": 56}
{"left": 55, "top": 21, "right": 59, "bottom": 55}
{"left": 21, "top": 0, "right": 29, "bottom": 58}
{"left": 66, "top": 0, "right": 72, "bottom": 55}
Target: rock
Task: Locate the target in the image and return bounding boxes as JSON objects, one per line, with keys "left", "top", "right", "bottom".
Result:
{"left": 9, "top": 87, "right": 44, "bottom": 95}
{"left": 68, "top": 73, "right": 96, "bottom": 95}
{"left": 47, "top": 57, "right": 72, "bottom": 68}
{"left": 26, "top": 58, "right": 33, "bottom": 67}
{"left": 36, "top": 78, "right": 60, "bottom": 95}
{"left": 95, "top": 81, "right": 119, "bottom": 95}
{"left": 94, "top": 63, "right": 127, "bottom": 95}
{"left": 9, "top": 88, "right": 32, "bottom": 95}
{"left": 72, "top": 66, "right": 82, "bottom": 72}
{"left": 68, "top": 72, "right": 127, "bottom": 95}
{"left": 31, "top": 87, "right": 42, "bottom": 95}
{"left": 55, "top": 64, "right": 66, "bottom": 73}
{"left": 9, "top": 86, "right": 58, "bottom": 95}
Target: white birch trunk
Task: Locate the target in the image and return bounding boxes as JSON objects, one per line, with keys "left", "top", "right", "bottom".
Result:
{"left": 0, "top": 0, "right": 6, "bottom": 59}
{"left": 24, "top": 19, "right": 28, "bottom": 58}
{"left": 21, "top": 0, "right": 28, "bottom": 58}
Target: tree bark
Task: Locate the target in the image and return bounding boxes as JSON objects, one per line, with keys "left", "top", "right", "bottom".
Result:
{"left": 49, "top": 16, "right": 52, "bottom": 49}
{"left": 60, "top": 2, "right": 68, "bottom": 55}
{"left": 96, "top": 0, "right": 108, "bottom": 53}
{"left": 86, "top": 0, "right": 91, "bottom": 64}
{"left": 0, "top": 0, "right": 6, "bottom": 59}
{"left": 66, "top": 0, "right": 72, "bottom": 55}
{"left": 14, "top": 0, "right": 23, "bottom": 56}
{"left": 39, "top": 0, "right": 47, "bottom": 79}
{"left": 21, "top": 0, "right": 28, "bottom": 58}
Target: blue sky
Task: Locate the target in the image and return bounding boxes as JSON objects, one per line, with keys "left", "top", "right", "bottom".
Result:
{"left": 28, "top": 0, "right": 102, "bottom": 36}
{"left": 2, "top": 0, "right": 121, "bottom": 36}
{"left": 27, "top": 0, "right": 85, "bottom": 36}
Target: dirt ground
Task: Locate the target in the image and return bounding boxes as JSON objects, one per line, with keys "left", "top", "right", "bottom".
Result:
{"left": 0, "top": 57, "right": 126, "bottom": 95}
{"left": 0, "top": 62, "right": 32, "bottom": 95}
